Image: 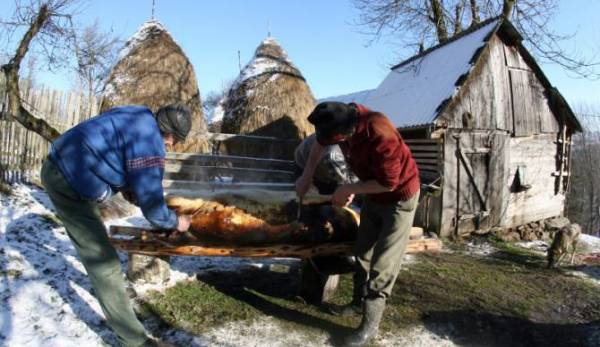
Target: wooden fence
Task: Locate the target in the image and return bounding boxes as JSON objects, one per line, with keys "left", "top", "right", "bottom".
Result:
{"left": 0, "top": 80, "right": 100, "bottom": 184}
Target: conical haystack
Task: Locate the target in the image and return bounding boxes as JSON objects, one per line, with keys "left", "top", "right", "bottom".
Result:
{"left": 220, "top": 37, "right": 315, "bottom": 140}
{"left": 100, "top": 20, "right": 208, "bottom": 152}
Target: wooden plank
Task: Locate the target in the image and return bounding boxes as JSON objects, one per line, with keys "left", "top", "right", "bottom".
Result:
{"left": 414, "top": 158, "right": 440, "bottom": 165}
{"left": 457, "top": 147, "right": 487, "bottom": 211}
{"left": 410, "top": 152, "right": 440, "bottom": 159}
{"left": 404, "top": 139, "right": 442, "bottom": 144}
{"left": 503, "top": 44, "right": 531, "bottom": 70}
{"left": 108, "top": 230, "right": 442, "bottom": 258}
{"left": 487, "top": 133, "right": 510, "bottom": 227}
{"left": 407, "top": 145, "right": 442, "bottom": 152}
{"left": 489, "top": 37, "right": 513, "bottom": 132}
{"left": 416, "top": 164, "right": 440, "bottom": 172}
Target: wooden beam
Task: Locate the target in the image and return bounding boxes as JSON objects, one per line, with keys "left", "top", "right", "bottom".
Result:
{"left": 109, "top": 238, "right": 442, "bottom": 258}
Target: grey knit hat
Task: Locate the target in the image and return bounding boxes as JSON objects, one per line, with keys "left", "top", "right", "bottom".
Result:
{"left": 155, "top": 104, "right": 192, "bottom": 141}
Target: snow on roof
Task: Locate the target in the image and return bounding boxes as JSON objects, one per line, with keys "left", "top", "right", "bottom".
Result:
{"left": 364, "top": 19, "right": 500, "bottom": 129}
{"left": 319, "top": 89, "right": 376, "bottom": 104}
{"left": 117, "top": 20, "right": 169, "bottom": 60}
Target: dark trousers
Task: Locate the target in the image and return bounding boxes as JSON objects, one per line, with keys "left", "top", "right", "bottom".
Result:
{"left": 353, "top": 192, "right": 420, "bottom": 299}
{"left": 41, "top": 159, "right": 148, "bottom": 347}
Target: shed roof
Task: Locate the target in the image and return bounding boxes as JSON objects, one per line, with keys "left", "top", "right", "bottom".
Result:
{"left": 364, "top": 18, "right": 500, "bottom": 129}
{"left": 362, "top": 17, "right": 582, "bottom": 132}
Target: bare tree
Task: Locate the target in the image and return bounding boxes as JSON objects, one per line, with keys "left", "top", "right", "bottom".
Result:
{"left": 568, "top": 104, "right": 600, "bottom": 235}
{"left": 0, "top": 0, "right": 81, "bottom": 141}
{"left": 353, "top": 0, "right": 599, "bottom": 78}
{"left": 73, "top": 20, "right": 120, "bottom": 116}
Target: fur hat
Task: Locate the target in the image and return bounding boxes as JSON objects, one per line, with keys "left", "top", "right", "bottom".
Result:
{"left": 307, "top": 102, "right": 357, "bottom": 143}
{"left": 156, "top": 104, "right": 192, "bottom": 141}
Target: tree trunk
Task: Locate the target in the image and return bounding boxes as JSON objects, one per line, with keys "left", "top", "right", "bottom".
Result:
{"left": 430, "top": 0, "right": 448, "bottom": 42}
{"left": 454, "top": 1, "right": 465, "bottom": 35}
{"left": 469, "top": 0, "right": 480, "bottom": 26}
{"left": 502, "top": 0, "right": 516, "bottom": 18}
{"left": 1, "top": 4, "right": 61, "bottom": 142}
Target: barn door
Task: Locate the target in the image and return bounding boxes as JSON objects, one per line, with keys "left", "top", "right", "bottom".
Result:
{"left": 450, "top": 132, "right": 509, "bottom": 235}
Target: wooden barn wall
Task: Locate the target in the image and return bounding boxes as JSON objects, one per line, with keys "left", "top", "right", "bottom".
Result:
{"left": 439, "top": 130, "right": 510, "bottom": 237}
{"left": 440, "top": 35, "right": 560, "bottom": 137}
{"left": 504, "top": 134, "right": 565, "bottom": 227}
{"left": 441, "top": 35, "right": 512, "bottom": 132}
{"left": 503, "top": 37, "right": 560, "bottom": 136}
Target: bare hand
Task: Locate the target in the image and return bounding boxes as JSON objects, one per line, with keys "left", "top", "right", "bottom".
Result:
{"left": 176, "top": 215, "right": 191, "bottom": 232}
{"left": 332, "top": 185, "right": 355, "bottom": 207}
{"left": 295, "top": 174, "right": 312, "bottom": 199}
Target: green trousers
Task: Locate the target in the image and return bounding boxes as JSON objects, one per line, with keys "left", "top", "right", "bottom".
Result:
{"left": 41, "top": 159, "right": 149, "bottom": 347}
{"left": 354, "top": 192, "right": 420, "bottom": 299}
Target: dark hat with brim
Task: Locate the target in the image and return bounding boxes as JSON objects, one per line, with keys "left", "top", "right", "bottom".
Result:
{"left": 308, "top": 102, "right": 357, "bottom": 143}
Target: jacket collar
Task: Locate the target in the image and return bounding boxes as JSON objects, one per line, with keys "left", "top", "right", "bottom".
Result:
{"left": 348, "top": 103, "right": 371, "bottom": 144}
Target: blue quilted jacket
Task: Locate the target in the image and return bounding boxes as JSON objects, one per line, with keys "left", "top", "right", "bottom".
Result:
{"left": 49, "top": 105, "right": 176, "bottom": 229}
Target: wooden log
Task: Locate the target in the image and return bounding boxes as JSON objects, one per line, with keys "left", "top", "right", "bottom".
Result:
{"left": 109, "top": 232, "right": 442, "bottom": 258}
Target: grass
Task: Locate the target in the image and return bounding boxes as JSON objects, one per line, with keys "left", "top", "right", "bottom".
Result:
{"left": 142, "top": 239, "right": 600, "bottom": 346}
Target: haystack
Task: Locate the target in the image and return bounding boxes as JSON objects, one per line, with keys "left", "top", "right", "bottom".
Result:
{"left": 100, "top": 20, "right": 208, "bottom": 152}
{"left": 219, "top": 37, "right": 315, "bottom": 140}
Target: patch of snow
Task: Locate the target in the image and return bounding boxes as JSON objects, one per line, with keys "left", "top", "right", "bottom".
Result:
{"left": 240, "top": 57, "right": 281, "bottom": 82}
{"left": 515, "top": 240, "right": 549, "bottom": 254}
{"left": 464, "top": 240, "right": 497, "bottom": 256}
{"left": 579, "top": 234, "right": 600, "bottom": 252}
{"left": 567, "top": 266, "right": 600, "bottom": 288}
{"left": 117, "top": 20, "right": 168, "bottom": 60}
{"left": 209, "top": 101, "right": 225, "bottom": 124}
{"left": 101, "top": 73, "right": 133, "bottom": 99}
{"left": 364, "top": 20, "right": 500, "bottom": 128}
{"left": 268, "top": 73, "right": 281, "bottom": 82}
{"left": 378, "top": 326, "right": 457, "bottom": 347}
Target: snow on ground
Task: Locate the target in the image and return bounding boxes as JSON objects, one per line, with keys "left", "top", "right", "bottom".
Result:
{"left": 4, "top": 184, "right": 599, "bottom": 346}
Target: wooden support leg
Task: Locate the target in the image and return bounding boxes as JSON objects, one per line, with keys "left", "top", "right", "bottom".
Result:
{"left": 299, "top": 259, "right": 341, "bottom": 304}
{"left": 127, "top": 253, "right": 171, "bottom": 284}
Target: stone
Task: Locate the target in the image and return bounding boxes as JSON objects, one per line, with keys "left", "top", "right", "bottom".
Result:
{"left": 127, "top": 254, "right": 170, "bottom": 284}
{"left": 499, "top": 231, "right": 521, "bottom": 243}
{"left": 538, "top": 220, "right": 546, "bottom": 230}
{"left": 545, "top": 217, "right": 570, "bottom": 231}
{"left": 489, "top": 227, "right": 504, "bottom": 235}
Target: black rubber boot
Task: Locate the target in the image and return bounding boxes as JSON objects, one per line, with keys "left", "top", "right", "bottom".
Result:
{"left": 343, "top": 297, "right": 386, "bottom": 347}
{"left": 328, "top": 299, "right": 362, "bottom": 317}
{"left": 328, "top": 270, "right": 365, "bottom": 316}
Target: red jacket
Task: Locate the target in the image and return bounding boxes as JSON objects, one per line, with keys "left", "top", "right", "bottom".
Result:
{"left": 338, "top": 104, "right": 420, "bottom": 204}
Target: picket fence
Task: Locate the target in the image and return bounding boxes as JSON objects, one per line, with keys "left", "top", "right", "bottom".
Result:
{"left": 0, "top": 80, "right": 100, "bottom": 184}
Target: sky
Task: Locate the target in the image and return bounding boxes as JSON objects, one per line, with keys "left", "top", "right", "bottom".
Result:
{"left": 2, "top": 0, "right": 599, "bottom": 106}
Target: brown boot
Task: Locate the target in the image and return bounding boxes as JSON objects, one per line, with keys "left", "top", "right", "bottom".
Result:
{"left": 343, "top": 297, "right": 386, "bottom": 347}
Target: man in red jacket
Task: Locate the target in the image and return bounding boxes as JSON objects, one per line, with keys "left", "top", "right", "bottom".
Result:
{"left": 296, "top": 102, "right": 420, "bottom": 347}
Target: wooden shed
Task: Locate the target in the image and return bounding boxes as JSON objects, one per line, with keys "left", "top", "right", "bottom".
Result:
{"left": 339, "top": 17, "right": 582, "bottom": 237}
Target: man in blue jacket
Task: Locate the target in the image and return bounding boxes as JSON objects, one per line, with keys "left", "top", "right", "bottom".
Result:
{"left": 41, "top": 104, "right": 192, "bottom": 347}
